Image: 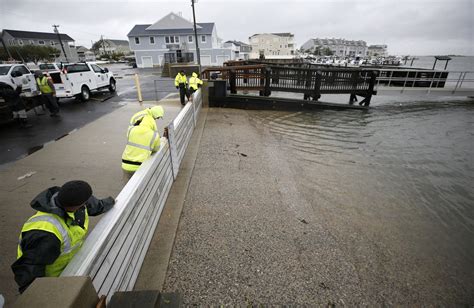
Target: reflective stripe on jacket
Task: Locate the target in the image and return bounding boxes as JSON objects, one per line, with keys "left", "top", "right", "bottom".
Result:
{"left": 189, "top": 72, "right": 203, "bottom": 90}
{"left": 17, "top": 211, "right": 89, "bottom": 277}
{"left": 36, "top": 77, "right": 54, "bottom": 94}
{"left": 122, "top": 114, "right": 161, "bottom": 172}
{"left": 174, "top": 73, "right": 187, "bottom": 87}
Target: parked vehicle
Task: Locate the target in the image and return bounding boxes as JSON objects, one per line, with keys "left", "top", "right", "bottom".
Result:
{"left": 48, "top": 62, "right": 116, "bottom": 101}
{"left": 0, "top": 63, "right": 42, "bottom": 123}
{"left": 0, "top": 64, "right": 39, "bottom": 96}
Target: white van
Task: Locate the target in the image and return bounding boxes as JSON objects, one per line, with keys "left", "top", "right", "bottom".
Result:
{"left": 48, "top": 62, "right": 116, "bottom": 101}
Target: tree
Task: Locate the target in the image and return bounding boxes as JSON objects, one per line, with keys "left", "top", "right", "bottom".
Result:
{"left": 321, "top": 47, "right": 333, "bottom": 56}
{"left": 0, "top": 45, "right": 59, "bottom": 63}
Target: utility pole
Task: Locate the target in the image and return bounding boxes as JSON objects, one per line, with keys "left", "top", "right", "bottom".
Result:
{"left": 53, "top": 25, "right": 68, "bottom": 62}
{"left": 191, "top": 0, "right": 201, "bottom": 68}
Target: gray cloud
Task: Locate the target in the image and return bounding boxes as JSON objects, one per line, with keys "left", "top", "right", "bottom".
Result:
{"left": 1, "top": 0, "right": 472, "bottom": 55}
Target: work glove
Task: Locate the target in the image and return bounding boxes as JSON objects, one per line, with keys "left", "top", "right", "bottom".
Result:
{"left": 101, "top": 196, "right": 115, "bottom": 212}
{"left": 176, "top": 86, "right": 179, "bottom": 89}
{"left": 163, "top": 127, "right": 169, "bottom": 139}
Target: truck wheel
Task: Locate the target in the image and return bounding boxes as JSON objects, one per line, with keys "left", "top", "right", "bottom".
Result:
{"left": 80, "top": 85, "right": 90, "bottom": 101}
{"left": 109, "top": 79, "right": 116, "bottom": 93}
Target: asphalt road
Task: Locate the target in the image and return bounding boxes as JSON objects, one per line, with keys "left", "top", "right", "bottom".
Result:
{"left": 0, "top": 64, "right": 177, "bottom": 167}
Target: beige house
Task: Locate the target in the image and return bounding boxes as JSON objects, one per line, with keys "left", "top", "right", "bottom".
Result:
{"left": 248, "top": 33, "right": 295, "bottom": 58}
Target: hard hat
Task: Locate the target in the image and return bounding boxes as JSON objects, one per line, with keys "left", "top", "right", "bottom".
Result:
{"left": 150, "top": 106, "right": 164, "bottom": 119}
{"left": 34, "top": 70, "right": 43, "bottom": 78}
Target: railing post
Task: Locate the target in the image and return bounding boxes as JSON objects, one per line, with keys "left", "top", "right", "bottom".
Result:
{"left": 264, "top": 67, "right": 271, "bottom": 96}
{"left": 167, "top": 122, "right": 179, "bottom": 180}
{"left": 229, "top": 69, "right": 237, "bottom": 94}
{"left": 360, "top": 70, "right": 378, "bottom": 107}
{"left": 312, "top": 70, "right": 322, "bottom": 101}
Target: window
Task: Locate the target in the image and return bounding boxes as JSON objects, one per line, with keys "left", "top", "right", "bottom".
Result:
{"left": 135, "top": 37, "right": 140, "bottom": 44}
{"left": 39, "top": 64, "right": 56, "bottom": 70}
{"left": 201, "top": 35, "right": 206, "bottom": 43}
{"left": 165, "top": 36, "right": 180, "bottom": 44}
{"left": 50, "top": 41, "right": 55, "bottom": 46}
{"left": 188, "top": 35, "right": 193, "bottom": 43}
{"left": 91, "top": 64, "right": 103, "bottom": 73}
{"left": 18, "top": 40, "right": 24, "bottom": 46}
{"left": 64, "top": 64, "right": 90, "bottom": 73}
{"left": 12, "top": 65, "right": 30, "bottom": 75}
{"left": 29, "top": 40, "right": 34, "bottom": 45}
{"left": 38, "top": 40, "right": 45, "bottom": 45}
{"left": 149, "top": 37, "right": 155, "bottom": 44}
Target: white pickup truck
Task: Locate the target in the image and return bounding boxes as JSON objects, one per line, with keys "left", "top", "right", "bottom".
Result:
{"left": 0, "top": 63, "right": 39, "bottom": 96}
{"left": 48, "top": 62, "right": 116, "bottom": 101}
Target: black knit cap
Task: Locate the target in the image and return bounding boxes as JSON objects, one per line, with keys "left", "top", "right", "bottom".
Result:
{"left": 57, "top": 180, "right": 92, "bottom": 208}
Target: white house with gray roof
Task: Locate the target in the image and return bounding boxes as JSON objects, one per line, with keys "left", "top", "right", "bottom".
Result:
{"left": 127, "top": 12, "right": 233, "bottom": 68}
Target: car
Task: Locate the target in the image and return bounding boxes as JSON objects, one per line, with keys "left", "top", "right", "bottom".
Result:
{"left": 0, "top": 64, "right": 39, "bottom": 96}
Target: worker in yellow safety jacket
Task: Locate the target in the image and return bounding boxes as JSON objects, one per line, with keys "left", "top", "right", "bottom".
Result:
{"left": 174, "top": 70, "right": 189, "bottom": 105}
{"left": 12, "top": 181, "right": 115, "bottom": 293}
{"left": 122, "top": 106, "right": 165, "bottom": 173}
{"left": 34, "top": 70, "right": 60, "bottom": 117}
{"left": 188, "top": 72, "right": 203, "bottom": 101}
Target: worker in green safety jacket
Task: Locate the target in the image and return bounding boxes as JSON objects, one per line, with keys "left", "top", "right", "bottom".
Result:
{"left": 127, "top": 105, "right": 164, "bottom": 137}
{"left": 188, "top": 72, "right": 203, "bottom": 102}
{"left": 34, "top": 71, "right": 60, "bottom": 117}
{"left": 12, "top": 180, "right": 115, "bottom": 293}
{"left": 122, "top": 106, "right": 165, "bottom": 173}
{"left": 174, "top": 70, "right": 189, "bottom": 105}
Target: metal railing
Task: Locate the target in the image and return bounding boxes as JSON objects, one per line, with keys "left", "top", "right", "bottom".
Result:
{"left": 375, "top": 69, "right": 474, "bottom": 94}
{"left": 61, "top": 89, "right": 203, "bottom": 298}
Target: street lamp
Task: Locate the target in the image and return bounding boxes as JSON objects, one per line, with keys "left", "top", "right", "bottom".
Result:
{"left": 191, "top": 0, "right": 201, "bottom": 68}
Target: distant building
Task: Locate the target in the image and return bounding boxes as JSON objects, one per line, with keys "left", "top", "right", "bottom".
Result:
{"left": 76, "top": 46, "right": 96, "bottom": 61}
{"left": 248, "top": 33, "right": 295, "bottom": 59}
{"left": 301, "top": 38, "right": 368, "bottom": 57}
{"left": 367, "top": 44, "right": 388, "bottom": 57}
{"left": 95, "top": 39, "right": 131, "bottom": 56}
{"left": 223, "top": 40, "right": 252, "bottom": 60}
{"left": 1, "top": 29, "right": 78, "bottom": 62}
{"left": 127, "top": 12, "right": 233, "bottom": 67}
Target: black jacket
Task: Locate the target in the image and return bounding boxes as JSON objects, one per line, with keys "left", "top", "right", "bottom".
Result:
{"left": 11, "top": 186, "right": 115, "bottom": 293}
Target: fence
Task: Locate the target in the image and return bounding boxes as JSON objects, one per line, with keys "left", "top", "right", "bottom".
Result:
{"left": 61, "top": 89, "right": 203, "bottom": 298}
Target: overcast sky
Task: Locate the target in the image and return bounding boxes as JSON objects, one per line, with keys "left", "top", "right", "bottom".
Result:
{"left": 1, "top": 0, "right": 473, "bottom": 55}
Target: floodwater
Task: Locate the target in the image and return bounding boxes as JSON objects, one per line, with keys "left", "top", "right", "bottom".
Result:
{"left": 250, "top": 97, "right": 474, "bottom": 303}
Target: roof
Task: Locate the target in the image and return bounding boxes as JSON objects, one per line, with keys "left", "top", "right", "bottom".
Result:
{"left": 146, "top": 12, "right": 202, "bottom": 31}
{"left": 249, "top": 33, "right": 294, "bottom": 38}
{"left": 224, "top": 40, "right": 250, "bottom": 47}
{"left": 106, "top": 39, "right": 129, "bottom": 46}
{"left": 127, "top": 22, "right": 215, "bottom": 37}
{"left": 2, "top": 29, "right": 74, "bottom": 41}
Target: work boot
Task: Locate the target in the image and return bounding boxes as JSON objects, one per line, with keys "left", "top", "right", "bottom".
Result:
{"left": 50, "top": 112, "right": 60, "bottom": 117}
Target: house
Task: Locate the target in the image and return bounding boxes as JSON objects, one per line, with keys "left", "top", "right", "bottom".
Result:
{"left": 367, "top": 45, "right": 388, "bottom": 57}
{"left": 76, "top": 46, "right": 96, "bottom": 61}
{"left": 127, "top": 12, "right": 233, "bottom": 67}
{"left": 1, "top": 29, "right": 79, "bottom": 62}
{"left": 301, "top": 38, "right": 368, "bottom": 57}
{"left": 223, "top": 40, "right": 252, "bottom": 60}
{"left": 248, "top": 33, "right": 295, "bottom": 59}
{"left": 95, "top": 39, "right": 131, "bottom": 56}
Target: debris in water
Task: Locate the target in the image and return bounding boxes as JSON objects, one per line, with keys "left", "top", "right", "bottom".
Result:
{"left": 238, "top": 152, "right": 247, "bottom": 157}
{"left": 18, "top": 171, "right": 36, "bottom": 180}
{"left": 299, "top": 219, "right": 309, "bottom": 224}
{"left": 319, "top": 282, "right": 330, "bottom": 290}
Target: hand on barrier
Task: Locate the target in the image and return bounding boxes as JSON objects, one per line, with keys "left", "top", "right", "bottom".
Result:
{"left": 101, "top": 197, "right": 115, "bottom": 212}
{"left": 163, "top": 127, "right": 169, "bottom": 139}
{"left": 175, "top": 86, "right": 179, "bottom": 89}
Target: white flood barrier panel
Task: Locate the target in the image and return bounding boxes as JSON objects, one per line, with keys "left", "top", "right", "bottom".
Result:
{"left": 61, "top": 89, "right": 203, "bottom": 298}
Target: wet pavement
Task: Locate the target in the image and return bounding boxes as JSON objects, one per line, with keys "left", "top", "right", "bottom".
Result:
{"left": 0, "top": 63, "right": 177, "bottom": 167}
